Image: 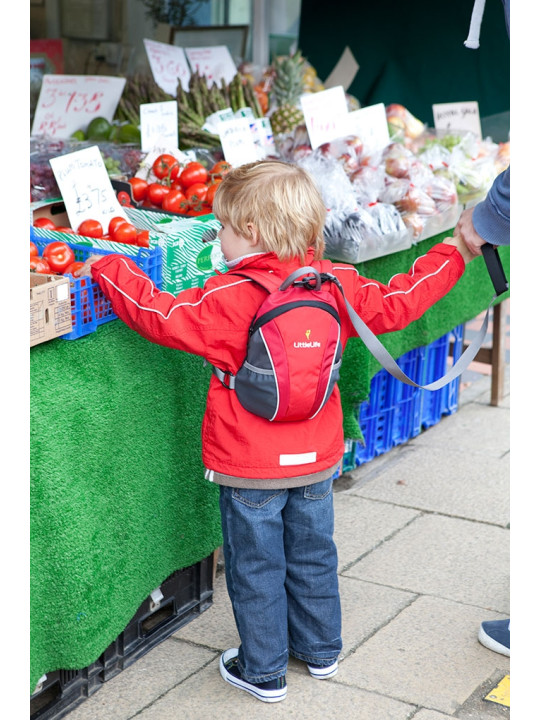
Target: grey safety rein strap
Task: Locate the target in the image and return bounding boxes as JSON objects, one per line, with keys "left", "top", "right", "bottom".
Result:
{"left": 286, "top": 250, "right": 506, "bottom": 392}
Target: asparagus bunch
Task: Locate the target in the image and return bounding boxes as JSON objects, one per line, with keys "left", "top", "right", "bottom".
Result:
{"left": 115, "top": 71, "right": 264, "bottom": 150}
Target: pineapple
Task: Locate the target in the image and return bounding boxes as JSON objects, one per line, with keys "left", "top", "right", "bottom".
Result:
{"left": 269, "top": 51, "right": 306, "bottom": 135}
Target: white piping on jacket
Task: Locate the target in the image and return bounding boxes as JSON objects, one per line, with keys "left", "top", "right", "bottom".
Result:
{"left": 333, "top": 256, "right": 451, "bottom": 299}
{"left": 99, "top": 258, "right": 253, "bottom": 321}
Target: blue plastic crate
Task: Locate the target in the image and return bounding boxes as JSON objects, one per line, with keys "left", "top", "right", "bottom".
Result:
{"left": 420, "top": 324, "right": 464, "bottom": 428}
{"left": 350, "top": 326, "right": 465, "bottom": 472}
{"left": 32, "top": 232, "right": 163, "bottom": 340}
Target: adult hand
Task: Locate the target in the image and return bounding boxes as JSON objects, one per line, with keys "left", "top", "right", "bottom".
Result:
{"left": 454, "top": 208, "right": 486, "bottom": 257}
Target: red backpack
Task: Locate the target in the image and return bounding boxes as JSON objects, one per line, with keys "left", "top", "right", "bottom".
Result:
{"left": 213, "top": 264, "right": 343, "bottom": 422}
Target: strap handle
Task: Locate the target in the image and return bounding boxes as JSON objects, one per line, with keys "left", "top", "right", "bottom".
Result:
{"left": 329, "top": 273, "right": 495, "bottom": 391}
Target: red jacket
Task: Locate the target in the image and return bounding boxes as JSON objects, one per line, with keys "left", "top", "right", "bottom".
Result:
{"left": 91, "top": 243, "right": 464, "bottom": 483}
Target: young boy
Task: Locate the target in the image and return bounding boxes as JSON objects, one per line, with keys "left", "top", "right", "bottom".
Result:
{"left": 82, "top": 159, "right": 474, "bottom": 703}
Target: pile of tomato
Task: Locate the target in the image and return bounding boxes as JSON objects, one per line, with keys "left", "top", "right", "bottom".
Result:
{"left": 31, "top": 214, "right": 153, "bottom": 277}
{"left": 128, "top": 155, "right": 232, "bottom": 216}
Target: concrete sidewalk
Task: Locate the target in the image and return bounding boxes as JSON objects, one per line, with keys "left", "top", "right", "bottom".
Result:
{"left": 66, "top": 372, "right": 510, "bottom": 720}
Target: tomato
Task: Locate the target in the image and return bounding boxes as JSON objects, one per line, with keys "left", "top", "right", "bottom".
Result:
{"left": 205, "top": 180, "right": 222, "bottom": 207}
{"left": 34, "top": 217, "right": 57, "bottom": 230}
{"left": 162, "top": 189, "right": 189, "bottom": 214}
{"left": 147, "top": 182, "right": 170, "bottom": 207}
{"left": 30, "top": 241, "right": 39, "bottom": 257}
{"left": 64, "top": 261, "right": 86, "bottom": 277}
{"left": 210, "top": 160, "right": 232, "bottom": 179}
{"left": 108, "top": 216, "right": 128, "bottom": 236}
{"left": 42, "top": 241, "right": 76, "bottom": 273}
{"left": 179, "top": 162, "right": 209, "bottom": 190}
{"left": 117, "top": 190, "right": 133, "bottom": 207}
{"left": 30, "top": 256, "right": 52, "bottom": 274}
{"left": 187, "top": 202, "right": 212, "bottom": 217}
{"left": 55, "top": 226, "right": 76, "bottom": 234}
{"left": 128, "top": 177, "right": 149, "bottom": 202}
{"left": 185, "top": 182, "right": 209, "bottom": 206}
{"left": 77, "top": 219, "right": 103, "bottom": 238}
{"left": 136, "top": 230, "right": 150, "bottom": 248}
{"left": 111, "top": 222, "right": 138, "bottom": 245}
{"left": 152, "top": 154, "right": 180, "bottom": 181}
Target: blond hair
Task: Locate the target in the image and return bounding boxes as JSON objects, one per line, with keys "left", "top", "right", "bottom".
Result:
{"left": 212, "top": 160, "right": 326, "bottom": 261}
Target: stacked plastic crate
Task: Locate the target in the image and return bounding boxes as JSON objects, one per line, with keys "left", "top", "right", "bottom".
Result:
{"left": 339, "top": 325, "right": 464, "bottom": 473}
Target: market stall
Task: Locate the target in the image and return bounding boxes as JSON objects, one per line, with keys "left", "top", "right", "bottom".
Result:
{"left": 29, "top": 36, "right": 509, "bottom": 718}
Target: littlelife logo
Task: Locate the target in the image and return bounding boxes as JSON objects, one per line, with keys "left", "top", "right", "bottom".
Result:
{"left": 294, "top": 329, "right": 320, "bottom": 348}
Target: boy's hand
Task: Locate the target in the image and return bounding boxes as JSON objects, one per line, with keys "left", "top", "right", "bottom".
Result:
{"left": 76, "top": 254, "right": 104, "bottom": 277}
{"left": 443, "top": 234, "right": 476, "bottom": 265}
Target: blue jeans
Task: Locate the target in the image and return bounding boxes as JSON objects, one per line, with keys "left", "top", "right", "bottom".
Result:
{"left": 219, "top": 477, "right": 342, "bottom": 683}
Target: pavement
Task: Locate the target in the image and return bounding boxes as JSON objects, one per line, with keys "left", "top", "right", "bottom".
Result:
{"left": 63, "top": 318, "right": 510, "bottom": 720}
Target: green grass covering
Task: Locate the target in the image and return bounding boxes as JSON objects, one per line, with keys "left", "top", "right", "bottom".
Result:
{"left": 30, "top": 322, "right": 222, "bottom": 690}
{"left": 30, "top": 231, "right": 509, "bottom": 690}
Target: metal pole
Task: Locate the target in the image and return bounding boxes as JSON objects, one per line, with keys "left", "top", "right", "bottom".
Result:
{"left": 251, "top": 0, "right": 269, "bottom": 67}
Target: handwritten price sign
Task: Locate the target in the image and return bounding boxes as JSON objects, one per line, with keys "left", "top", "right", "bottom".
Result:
{"left": 140, "top": 101, "right": 179, "bottom": 152}
{"left": 338, "top": 103, "right": 390, "bottom": 151}
{"left": 31, "top": 75, "right": 126, "bottom": 139}
{"left": 49, "top": 145, "right": 128, "bottom": 231}
{"left": 217, "top": 118, "right": 260, "bottom": 167}
{"left": 432, "top": 101, "right": 482, "bottom": 138}
{"left": 143, "top": 39, "right": 191, "bottom": 95}
{"left": 300, "top": 86, "right": 349, "bottom": 149}
{"left": 184, "top": 46, "right": 238, "bottom": 87}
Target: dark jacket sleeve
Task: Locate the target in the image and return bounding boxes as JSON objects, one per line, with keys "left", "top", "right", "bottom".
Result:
{"left": 472, "top": 166, "right": 510, "bottom": 246}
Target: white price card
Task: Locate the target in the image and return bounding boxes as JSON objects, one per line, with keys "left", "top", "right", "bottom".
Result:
{"left": 217, "top": 118, "right": 260, "bottom": 167}
{"left": 251, "top": 117, "right": 276, "bottom": 159}
{"left": 432, "top": 101, "right": 482, "bottom": 138}
{"left": 337, "top": 103, "right": 390, "bottom": 151}
{"left": 300, "top": 86, "right": 349, "bottom": 149}
{"left": 184, "top": 46, "right": 238, "bottom": 87}
{"left": 49, "top": 146, "right": 129, "bottom": 232}
{"left": 31, "top": 74, "right": 126, "bottom": 139}
{"left": 143, "top": 38, "right": 191, "bottom": 95}
{"left": 140, "top": 100, "right": 179, "bottom": 152}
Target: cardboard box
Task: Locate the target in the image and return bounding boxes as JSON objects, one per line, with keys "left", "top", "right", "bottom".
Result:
{"left": 30, "top": 273, "right": 73, "bottom": 347}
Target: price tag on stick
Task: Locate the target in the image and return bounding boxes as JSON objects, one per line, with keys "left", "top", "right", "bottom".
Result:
{"left": 49, "top": 146, "right": 129, "bottom": 232}
{"left": 31, "top": 74, "right": 126, "bottom": 139}
{"left": 140, "top": 100, "right": 179, "bottom": 152}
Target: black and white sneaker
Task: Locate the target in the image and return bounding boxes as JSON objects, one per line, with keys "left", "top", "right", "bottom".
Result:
{"left": 307, "top": 659, "right": 339, "bottom": 679}
{"left": 219, "top": 648, "right": 287, "bottom": 703}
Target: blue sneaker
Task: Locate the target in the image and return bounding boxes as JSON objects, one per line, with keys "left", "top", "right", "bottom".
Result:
{"left": 478, "top": 619, "right": 510, "bottom": 656}
{"left": 307, "top": 659, "right": 339, "bottom": 679}
{"left": 219, "top": 648, "right": 287, "bottom": 703}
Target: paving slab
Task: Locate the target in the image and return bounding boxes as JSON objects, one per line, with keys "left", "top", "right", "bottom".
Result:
{"left": 346, "top": 444, "right": 509, "bottom": 527}
{"left": 172, "top": 571, "right": 240, "bottom": 650}
{"left": 64, "top": 639, "right": 217, "bottom": 720}
{"left": 408, "top": 402, "right": 510, "bottom": 456}
{"left": 338, "top": 596, "right": 510, "bottom": 716}
{"left": 338, "top": 575, "right": 415, "bottom": 656}
{"left": 343, "top": 513, "right": 509, "bottom": 613}
{"left": 333, "top": 493, "right": 421, "bottom": 570}
{"left": 413, "top": 710, "right": 456, "bottom": 720}
{"left": 134, "top": 657, "right": 416, "bottom": 720}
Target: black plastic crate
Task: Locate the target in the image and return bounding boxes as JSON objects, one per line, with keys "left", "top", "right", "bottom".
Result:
{"left": 30, "top": 555, "right": 214, "bottom": 720}
{"left": 101, "top": 554, "right": 214, "bottom": 681}
{"left": 30, "top": 661, "right": 102, "bottom": 720}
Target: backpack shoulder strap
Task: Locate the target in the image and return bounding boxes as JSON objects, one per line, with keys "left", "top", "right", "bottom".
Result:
{"left": 228, "top": 268, "right": 282, "bottom": 294}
